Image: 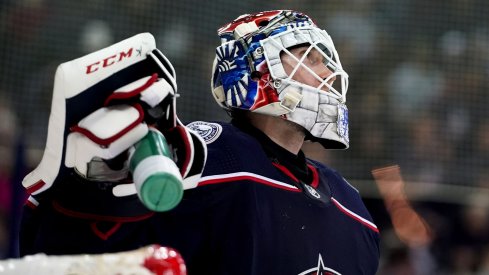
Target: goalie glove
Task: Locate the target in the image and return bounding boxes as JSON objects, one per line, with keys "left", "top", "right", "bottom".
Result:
{"left": 22, "top": 33, "right": 207, "bottom": 218}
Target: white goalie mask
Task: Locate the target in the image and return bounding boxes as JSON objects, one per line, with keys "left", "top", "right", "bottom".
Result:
{"left": 212, "top": 10, "right": 350, "bottom": 149}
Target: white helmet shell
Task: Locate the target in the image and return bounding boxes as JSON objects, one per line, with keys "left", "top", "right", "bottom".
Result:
{"left": 212, "top": 10, "right": 349, "bottom": 149}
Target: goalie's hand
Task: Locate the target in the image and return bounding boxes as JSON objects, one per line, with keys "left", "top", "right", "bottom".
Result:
{"left": 65, "top": 72, "right": 177, "bottom": 182}
{"left": 22, "top": 33, "right": 206, "bottom": 215}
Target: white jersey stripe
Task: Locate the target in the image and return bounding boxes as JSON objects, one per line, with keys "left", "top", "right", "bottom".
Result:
{"left": 331, "top": 197, "right": 379, "bottom": 233}
{"left": 198, "top": 172, "right": 378, "bottom": 233}
{"left": 199, "top": 172, "right": 300, "bottom": 191}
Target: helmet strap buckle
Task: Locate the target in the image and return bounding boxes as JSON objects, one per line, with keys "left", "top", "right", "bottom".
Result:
{"left": 280, "top": 89, "right": 302, "bottom": 112}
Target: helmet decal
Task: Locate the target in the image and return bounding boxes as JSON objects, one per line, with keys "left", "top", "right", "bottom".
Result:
{"left": 214, "top": 40, "right": 257, "bottom": 109}
{"left": 217, "top": 10, "right": 283, "bottom": 41}
{"left": 337, "top": 104, "right": 349, "bottom": 143}
{"left": 251, "top": 72, "right": 279, "bottom": 110}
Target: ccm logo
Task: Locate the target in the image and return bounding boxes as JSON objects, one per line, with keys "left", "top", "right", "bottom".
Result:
{"left": 85, "top": 48, "right": 134, "bottom": 74}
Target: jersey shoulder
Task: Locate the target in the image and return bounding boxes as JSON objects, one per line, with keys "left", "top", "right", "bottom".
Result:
{"left": 307, "top": 158, "right": 377, "bottom": 228}
{"left": 307, "top": 159, "right": 359, "bottom": 194}
{"left": 186, "top": 121, "right": 269, "bottom": 176}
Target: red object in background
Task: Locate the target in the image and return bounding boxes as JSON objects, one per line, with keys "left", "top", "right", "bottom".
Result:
{"left": 143, "top": 245, "right": 187, "bottom": 275}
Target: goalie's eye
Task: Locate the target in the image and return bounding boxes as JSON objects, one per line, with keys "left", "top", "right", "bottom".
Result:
{"left": 317, "top": 44, "right": 333, "bottom": 59}
{"left": 306, "top": 50, "right": 324, "bottom": 66}
{"left": 316, "top": 44, "right": 336, "bottom": 71}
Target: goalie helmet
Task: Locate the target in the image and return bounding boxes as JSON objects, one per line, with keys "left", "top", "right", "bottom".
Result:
{"left": 211, "top": 10, "right": 349, "bottom": 149}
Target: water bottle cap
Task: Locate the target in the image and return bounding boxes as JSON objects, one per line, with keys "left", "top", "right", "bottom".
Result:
{"left": 139, "top": 173, "right": 184, "bottom": 212}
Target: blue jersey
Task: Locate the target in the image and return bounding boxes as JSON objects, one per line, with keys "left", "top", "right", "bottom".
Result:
{"left": 20, "top": 121, "right": 379, "bottom": 275}
{"left": 155, "top": 121, "right": 380, "bottom": 274}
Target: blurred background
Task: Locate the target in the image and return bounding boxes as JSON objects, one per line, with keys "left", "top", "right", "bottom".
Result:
{"left": 0, "top": 0, "right": 488, "bottom": 274}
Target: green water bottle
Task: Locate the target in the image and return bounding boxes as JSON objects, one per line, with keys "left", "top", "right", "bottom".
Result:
{"left": 130, "top": 128, "right": 183, "bottom": 212}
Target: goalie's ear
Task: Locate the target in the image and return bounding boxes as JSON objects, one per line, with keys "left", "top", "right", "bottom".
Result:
{"left": 22, "top": 33, "right": 169, "bottom": 196}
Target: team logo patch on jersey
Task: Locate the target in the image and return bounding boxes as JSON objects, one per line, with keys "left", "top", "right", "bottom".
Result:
{"left": 186, "top": 121, "right": 222, "bottom": 144}
{"left": 298, "top": 254, "right": 341, "bottom": 275}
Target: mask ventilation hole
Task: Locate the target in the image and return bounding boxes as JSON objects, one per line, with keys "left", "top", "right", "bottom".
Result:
{"left": 257, "top": 20, "right": 269, "bottom": 27}
{"left": 250, "top": 71, "right": 262, "bottom": 81}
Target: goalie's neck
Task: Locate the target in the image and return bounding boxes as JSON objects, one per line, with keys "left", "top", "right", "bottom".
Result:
{"left": 232, "top": 115, "right": 310, "bottom": 183}
{"left": 246, "top": 113, "right": 306, "bottom": 155}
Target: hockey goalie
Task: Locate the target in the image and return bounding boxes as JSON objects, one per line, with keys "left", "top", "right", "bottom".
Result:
{"left": 17, "top": 9, "right": 380, "bottom": 275}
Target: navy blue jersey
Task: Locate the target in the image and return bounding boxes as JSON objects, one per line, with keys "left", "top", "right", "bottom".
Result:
{"left": 155, "top": 121, "right": 380, "bottom": 274}
{"left": 20, "top": 121, "right": 379, "bottom": 275}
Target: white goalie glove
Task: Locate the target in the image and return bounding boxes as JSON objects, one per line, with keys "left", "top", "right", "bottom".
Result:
{"left": 22, "top": 33, "right": 206, "bottom": 216}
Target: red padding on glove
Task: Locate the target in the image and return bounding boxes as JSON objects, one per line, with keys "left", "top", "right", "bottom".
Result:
{"left": 69, "top": 104, "right": 145, "bottom": 147}
{"left": 26, "top": 179, "right": 46, "bottom": 194}
{"left": 103, "top": 73, "right": 158, "bottom": 106}
{"left": 165, "top": 126, "right": 192, "bottom": 177}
